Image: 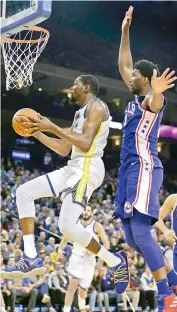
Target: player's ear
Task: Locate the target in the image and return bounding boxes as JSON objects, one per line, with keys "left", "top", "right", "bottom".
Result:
{"left": 142, "top": 77, "right": 149, "bottom": 85}
{"left": 84, "top": 84, "right": 91, "bottom": 93}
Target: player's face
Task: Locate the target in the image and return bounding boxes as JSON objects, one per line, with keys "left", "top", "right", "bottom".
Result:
{"left": 69, "top": 77, "right": 85, "bottom": 105}
{"left": 82, "top": 206, "right": 92, "bottom": 221}
{"left": 129, "top": 69, "right": 147, "bottom": 95}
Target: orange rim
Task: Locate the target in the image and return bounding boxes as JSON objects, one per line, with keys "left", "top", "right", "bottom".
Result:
{"left": 0, "top": 25, "right": 49, "bottom": 43}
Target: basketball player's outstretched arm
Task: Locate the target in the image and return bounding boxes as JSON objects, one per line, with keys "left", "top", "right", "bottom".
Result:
{"left": 95, "top": 222, "right": 110, "bottom": 249}
{"left": 118, "top": 6, "right": 134, "bottom": 89}
{"left": 155, "top": 194, "right": 177, "bottom": 245}
{"left": 33, "top": 128, "right": 73, "bottom": 156}
{"left": 25, "top": 100, "right": 108, "bottom": 153}
{"left": 142, "top": 68, "right": 177, "bottom": 113}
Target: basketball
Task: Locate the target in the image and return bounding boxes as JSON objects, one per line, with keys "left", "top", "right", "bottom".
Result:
{"left": 12, "top": 108, "right": 39, "bottom": 137}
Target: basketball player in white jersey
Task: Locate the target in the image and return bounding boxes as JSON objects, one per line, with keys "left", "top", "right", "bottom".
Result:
{"left": 2, "top": 75, "right": 129, "bottom": 294}
{"left": 155, "top": 194, "right": 177, "bottom": 277}
{"left": 58, "top": 205, "right": 110, "bottom": 312}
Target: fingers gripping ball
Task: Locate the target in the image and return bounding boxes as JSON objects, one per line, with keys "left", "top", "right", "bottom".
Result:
{"left": 12, "top": 108, "right": 39, "bottom": 137}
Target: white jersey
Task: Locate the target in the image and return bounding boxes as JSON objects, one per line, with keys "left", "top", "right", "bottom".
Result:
{"left": 71, "top": 98, "right": 110, "bottom": 160}
{"left": 72, "top": 220, "right": 98, "bottom": 257}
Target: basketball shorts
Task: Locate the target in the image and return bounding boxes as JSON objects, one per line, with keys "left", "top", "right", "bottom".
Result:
{"left": 115, "top": 159, "right": 163, "bottom": 221}
{"left": 67, "top": 253, "right": 96, "bottom": 289}
{"left": 46, "top": 157, "right": 105, "bottom": 207}
{"left": 173, "top": 242, "right": 177, "bottom": 272}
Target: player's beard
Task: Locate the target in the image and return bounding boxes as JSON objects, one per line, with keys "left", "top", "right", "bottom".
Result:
{"left": 131, "top": 86, "right": 142, "bottom": 96}
{"left": 82, "top": 215, "right": 91, "bottom": 221}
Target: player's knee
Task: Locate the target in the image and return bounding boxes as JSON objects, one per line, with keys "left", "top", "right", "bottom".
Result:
{"left": 133, "top": 229, "right": 150, "bottom": 247}
{"left": 16, "top": 184, "right": 28, "bottom": 201}
{"left": 79, "top": 288, "right": 87, "bottom": 299}
{"left": 68, "top": 282, "right": 78, "bottom": 295}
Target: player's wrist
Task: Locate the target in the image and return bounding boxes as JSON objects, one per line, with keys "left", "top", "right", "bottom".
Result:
{"left": 122, "top": 28, "right": 130, "bottom": 35}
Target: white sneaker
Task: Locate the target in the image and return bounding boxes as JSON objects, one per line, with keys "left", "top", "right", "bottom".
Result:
{"left": 42, "top": 294, "right": 51, "bottom": 303}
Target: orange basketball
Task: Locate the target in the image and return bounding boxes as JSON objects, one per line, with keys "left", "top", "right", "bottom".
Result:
{"left": 12, "top": 108, "right": 39, "bottom": 137}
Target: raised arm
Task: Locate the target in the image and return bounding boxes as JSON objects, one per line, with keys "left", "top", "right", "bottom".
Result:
{"left": 155, "top": 194, "right": 177, "bottom": 245}
{"left": 95, "top": 222, "right": 110, "bottom": 249}
{"left": 118, "top": 6, "right": 134, "bottom": 89}
{"left": 25, "top": 100, "right": 108, "bottom": 153}
{"left": 142, "top": 68, "right": 177, "bottom": 113}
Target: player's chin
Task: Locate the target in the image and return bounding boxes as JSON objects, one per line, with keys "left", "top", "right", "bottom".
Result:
{"left": 131, "top": 88, "right": 137, "bottom": 95}
{"left": 69, "top": 95, "right": 77, "bottom": 104}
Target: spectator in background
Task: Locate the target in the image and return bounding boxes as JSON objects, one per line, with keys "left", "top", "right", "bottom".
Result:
{"left": 2, "top": 279, "right": 16, "bottom": 312}
{"left": 141, "top": 266, "right": 157, "bottom": 312}
{"left": 13, "top": 234, "right": 22, "bottom": 250}
{"left": 90, "top": 268, "right": 110, "bottom": 312}
{"left": 99, "top": 266, "right": 123, "bottom": 311}
{"left": 1, "top": 229, "right": 9, "bottom": 243}
{"left": 49, "top": 266, "right": 69, "bottom": 312}
{"left": 8, "top": 243, "right": 15, "bottom": 256}
{"left": 124, "top": 267, "right": 141, "bottom": 312}
{"left": 11, "top": 278, "right": 38, "bottom": 312}
{"left": 1, "top": 243, "right": 10, "bottom": 261}
{"left": 38, "top": 231, "right": 47, "bottom": 244}
{"left": 8, "top": 220, "right": 22, "bottom": 242}
{"left": 7, "top": 256, "right": 15, "bottom": 268}
{"left": 39, "top": 250, "right": 47, "bottom": 262}
{"left": 46, "top": 237, "right": 56, "bottom": 255}
{"left": 27, "top": 275, "right": 56, "bottom": 312}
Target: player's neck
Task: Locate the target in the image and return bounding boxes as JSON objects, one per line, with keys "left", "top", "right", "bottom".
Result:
{"left": 78, "top": 94, "right": 96, "bottom": 107}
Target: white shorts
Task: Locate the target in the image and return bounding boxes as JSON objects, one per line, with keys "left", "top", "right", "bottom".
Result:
{"left": 67, "top": 253, "right": 96, "bottom": 289}
{"left": 46, "top": 157, "right": 105, "bottom": 207}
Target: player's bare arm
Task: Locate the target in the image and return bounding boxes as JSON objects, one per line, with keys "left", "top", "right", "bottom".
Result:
{"left": 58, "top": 236, "right": 70, "bottom": 259}
{"left": 33, "top": 127, "right": 73, "bottom": 156}
{"left": 118, "top": 6, "right": 134, "bottom": 89}
{"left": 141, "top": 68, "right": 177, "bottom": 113}
{"left": 155, "top": 194, "right": 177, "bottom": 245}
{"left": 25, "top": 100, "right": 108, "bottom": 153}
{"left": 94, "top": 222, "right": 110, "bottom": 249}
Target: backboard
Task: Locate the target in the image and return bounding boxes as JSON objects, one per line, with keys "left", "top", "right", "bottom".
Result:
{"left": 0, "top": 0, "right": 52, "bottom": 38}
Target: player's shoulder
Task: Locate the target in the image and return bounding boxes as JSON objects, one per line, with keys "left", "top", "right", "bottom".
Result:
{"left": 88, "top": 98, "right": 107, "bottom": 110}
{"left": 86, "top": 98, "right": 109, "bottom": 120}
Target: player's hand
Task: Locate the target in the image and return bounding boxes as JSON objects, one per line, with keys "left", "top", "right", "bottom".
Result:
{"left": 58, "top": 249, "right": 65, "bottom": 260}
{"left": 151, "top": 68, "right": 177, "bottom": 94}
{"left": 23, "top": 114, "right": 54, "bottom": 134}
{"left": 163, "top": 229, "right": 177, "bottom": 246}
{"left": 122, "top": 6, "right": 134, "bottom": 32}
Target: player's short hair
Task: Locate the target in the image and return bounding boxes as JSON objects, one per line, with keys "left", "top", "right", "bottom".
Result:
{"left": 79, "top": 75, "right": 99, "bottom": 96}
{"left": 134, "top": 59, "right": 160, "bottom": 83}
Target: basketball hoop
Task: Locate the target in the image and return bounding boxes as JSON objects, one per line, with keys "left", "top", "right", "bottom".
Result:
{"left": 0, "top": 25, "right": 49, "bottom": 91}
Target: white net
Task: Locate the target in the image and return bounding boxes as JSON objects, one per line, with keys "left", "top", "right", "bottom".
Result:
{"left": 1, "top": 26, "right": 49, "bottom": 90}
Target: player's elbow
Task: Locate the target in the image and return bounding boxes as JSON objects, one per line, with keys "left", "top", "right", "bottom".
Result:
{"left": 59, "top": 150, "right": 70, "bottom": 157}
{"left": 80, "top": 141, "right": 92, "bottom": 153}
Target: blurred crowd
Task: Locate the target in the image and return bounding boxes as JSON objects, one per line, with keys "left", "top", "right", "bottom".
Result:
{"left": 1, "top": 157, "right": 175, "bottom": 312}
